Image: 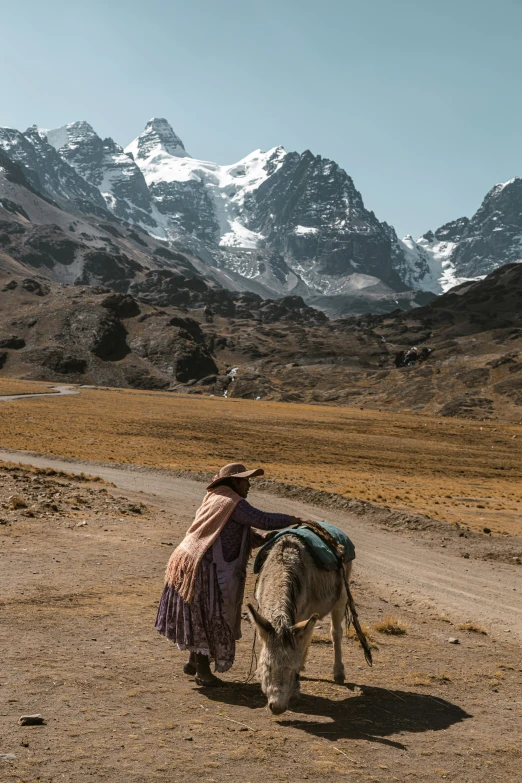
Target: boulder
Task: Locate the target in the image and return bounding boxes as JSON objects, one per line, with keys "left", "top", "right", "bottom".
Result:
{"left": 24, "top": 225, "right": 83, "bottom": 266}
{"left": 20, "top": 278, "right": 49, "bottom": 296}
{"left": 23, "top": 347, "right": 87, "bottom": 375}
{"left": 129, "top": 318, "right": 217, "bottom": 382}
{"left": 101, "top": 293, "right": 141, "bottom": 319}
{"left": 0, "top": 335, "right": 25, "bottom": 349}
{"left": 64, "top": 308, "right": 129, "bottom": 361}
{"left": 78, "top": 250, "right": 143, "bottom": 286}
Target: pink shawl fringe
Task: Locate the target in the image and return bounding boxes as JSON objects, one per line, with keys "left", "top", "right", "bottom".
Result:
{"left": 164, "top": 486, "right": 241, "bottom": 604}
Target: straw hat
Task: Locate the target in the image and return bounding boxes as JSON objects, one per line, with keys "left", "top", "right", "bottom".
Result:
{"left": 207, "top": 462, "right": 264, "bottom": 491}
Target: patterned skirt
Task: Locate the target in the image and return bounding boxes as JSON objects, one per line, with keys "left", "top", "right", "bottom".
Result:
{"left": 155, "top": 557, "right": 235, "bottom": 673}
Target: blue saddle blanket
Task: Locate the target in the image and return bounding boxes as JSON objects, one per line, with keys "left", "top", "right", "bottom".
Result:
{"left": 253, "top": 522, "right": 355, "bottom": 574}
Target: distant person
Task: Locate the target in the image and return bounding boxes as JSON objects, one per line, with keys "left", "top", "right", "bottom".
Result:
{"left": 155, "top": 462, "right": 307, "bottom": 686}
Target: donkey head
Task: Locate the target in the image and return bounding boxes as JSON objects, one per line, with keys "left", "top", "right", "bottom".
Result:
{"left": 247, "top": 603, "right": 318, "bottom": 715}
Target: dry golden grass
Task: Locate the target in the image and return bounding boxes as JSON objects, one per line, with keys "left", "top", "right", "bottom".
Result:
{"left": 346, "top": 622, "right": 379, "bottom": 650}
{"left": 457, "top": 622, "right": 488, "bottom": 635}
{"left": 374, "top": 616, "right": 408, "bottom": 635}
{"left": 311, "top": 632, "right": 332, "bottom": 645}
{"left": 1, "top": 386, "right": 521, "bottom": 534}
{"left": 0, "top": 378, "right": 55, "bottom": 395}
{"left": 430, "top": 672, "right": 452, "bottom": 684}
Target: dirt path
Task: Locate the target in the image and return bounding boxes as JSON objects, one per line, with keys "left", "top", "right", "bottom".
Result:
{"left": 1, "top": 447, "right": 520, "bottom": 645}
{"left": 0, "top": 384, "right": 79, "bottom": 402}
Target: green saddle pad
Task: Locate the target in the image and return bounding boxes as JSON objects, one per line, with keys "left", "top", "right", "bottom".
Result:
{"left": 253, "top": 522, "right": 355, "bottom": 574}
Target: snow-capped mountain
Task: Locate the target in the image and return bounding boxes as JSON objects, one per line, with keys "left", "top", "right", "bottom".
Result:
{"left": 399, "top": 178, "right": 522, "bottom": 293}
{"left": 45, "top": 121, "right": 159, "bottom": 229}
{"left": 0, "top": 125, "right": 108, "bottom": 215}
{"left": 2, "top": 114, "right": 521, "bottom": 310}
{"left": 0, "top": 117, "right": 422, "bottom": 304}
{"left": 125, "top": 118, "right": 289, "bottom": 250}
{"left": 126, "top": 117, "right": 189, "bottom": 161}
{"left": 451, "top": 177, "right": 522, "bottom": 277}
{"left": 399, "top": 218, "right": 471, "bottom": 293}
{"left": 237, "top": 149, "right": 407, "bottom": 294}
{"left": 123, "top": 118, "right": 408, "bottom": 297}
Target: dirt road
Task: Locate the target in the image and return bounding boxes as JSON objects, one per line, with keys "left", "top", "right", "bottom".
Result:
{"left": 1, "top": 447, "right": 520, "bottom": 645}
{"left": 0, "top": 384, "right": 79, "bottom": 402}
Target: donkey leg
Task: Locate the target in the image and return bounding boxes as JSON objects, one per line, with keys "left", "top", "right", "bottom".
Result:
{"left": 330, "top": 594, "right": 346, "bottom": 685}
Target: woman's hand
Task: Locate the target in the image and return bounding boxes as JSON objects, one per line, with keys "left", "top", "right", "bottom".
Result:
{"left": 251, "top": 518, "right": 313, "bottom": 548}
{"left": 291, "top": 516, "right": 312, "bottom": 526}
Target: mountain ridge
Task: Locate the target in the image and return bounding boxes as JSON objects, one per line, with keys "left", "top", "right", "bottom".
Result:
{"left": 1, "top": 118, "right": 423, "bottom": 310}
{"left": 400, "top": 177, "right": 522, "bottom": 293}
{"left": 1, "top": 116, "right": 521, "bottom": 314}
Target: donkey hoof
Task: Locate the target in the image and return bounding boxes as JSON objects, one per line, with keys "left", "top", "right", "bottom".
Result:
{"left": 334, "top": 673, "right": 345, "bottom": 685}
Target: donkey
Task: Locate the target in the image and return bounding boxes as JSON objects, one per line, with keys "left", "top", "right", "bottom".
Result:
{"left": 248, "top": 535, "right": 352, "bottom": 715}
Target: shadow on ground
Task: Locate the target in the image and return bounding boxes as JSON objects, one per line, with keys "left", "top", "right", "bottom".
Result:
{"left": 202, "top": 679, "right": 471, "bottom": 748}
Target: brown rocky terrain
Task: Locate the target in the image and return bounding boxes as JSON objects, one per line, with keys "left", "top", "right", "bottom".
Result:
{"left": 0, "top": 261, "right": 521, "bottom": 420}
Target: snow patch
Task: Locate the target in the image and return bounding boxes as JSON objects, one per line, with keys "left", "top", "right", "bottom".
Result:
{"left": 494, "top": 177, "right": 517, "bottom": 194}
{"left": 126, "top": 123, "right": 286, "bottom": 249}
{"left": 400, "top": 234, "right": 462, "bottom": 293}
{"left": 220, "top": 221, "right": 264, "bottom": 248}
{"left": 294, "top": 225, "right": 318, "bottom": 235}
{"left": 46, "top": 125, "right": 71, "bottom": 151}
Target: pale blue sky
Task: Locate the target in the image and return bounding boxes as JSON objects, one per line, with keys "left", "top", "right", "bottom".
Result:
{"left": 1, "top": 0, "right": 521, "bottom": 237}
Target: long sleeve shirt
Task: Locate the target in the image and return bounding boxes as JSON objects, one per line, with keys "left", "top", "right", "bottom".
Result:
{"left": 211, "top": 499, "right": 294, "bottom": 563}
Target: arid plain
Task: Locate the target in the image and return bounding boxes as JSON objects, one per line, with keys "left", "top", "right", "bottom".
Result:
{"left": 1, "top": 381, "right": 521, "bottom": 535}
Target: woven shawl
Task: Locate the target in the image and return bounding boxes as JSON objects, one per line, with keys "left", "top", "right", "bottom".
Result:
{"left": 164, "top": 486, "right": 242, "bottom": 604}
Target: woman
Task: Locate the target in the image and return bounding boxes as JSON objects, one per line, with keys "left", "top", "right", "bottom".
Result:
{"left": 156, "top": 462, "right": 306, "bottom": 685}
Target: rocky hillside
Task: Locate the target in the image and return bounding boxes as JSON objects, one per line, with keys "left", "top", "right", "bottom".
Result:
{"left": 1, "top": 262, "right": 520, "bottom": 420}
{"left": 0, "top": 152, "right": 228, "bottom": 296}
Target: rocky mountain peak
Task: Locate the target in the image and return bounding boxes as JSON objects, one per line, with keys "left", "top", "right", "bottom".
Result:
{"left": 46, "top": 121, "right": 98, "bottom": 152}
{"left": 478, "top": 177, "right": 522, "bottom": 220}
{"left": 432, "top": 217, "right": 469, "bottom": 243}
{"left": 125, "top": 118, "right": 189, "bottom": 162}
{"left": 102, "top": 137, "right": 124, "bottom": 154}
{"left": 0, "top": 124, "right": 108, "bottom": 214}
{"left": 42, "top": 121, "right": 157, "bottom": 227}
{"left": 446, "top": 176, "right": 522, "bottom": 279}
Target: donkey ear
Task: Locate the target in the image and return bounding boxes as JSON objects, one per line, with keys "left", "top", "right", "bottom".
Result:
{"left": 247, "top": 603, "right": 274, "bottom": 638}
{"left": 291, "top": 613, "right": 319, "bottom": 643}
